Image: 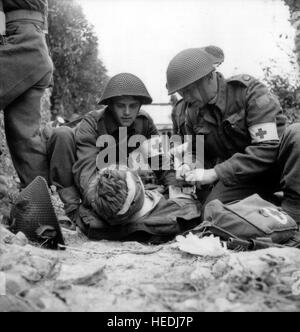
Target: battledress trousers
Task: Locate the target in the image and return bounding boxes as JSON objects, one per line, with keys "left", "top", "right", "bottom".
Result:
{"left": 0, "top": 1, "right": 53, "bottom": 187}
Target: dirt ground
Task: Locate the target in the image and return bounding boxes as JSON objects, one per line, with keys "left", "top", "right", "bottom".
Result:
{"left": 1, "top": 220, "right": 300, "bottom": 312}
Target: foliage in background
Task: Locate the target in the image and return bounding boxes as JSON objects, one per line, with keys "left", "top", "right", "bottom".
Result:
{"left": 262, "top": 37, "right": 300, "bottom": 124}
{"left": 284, "top": 0, "right": 300, "bottom": 69}
{"left": 263, "top": 66, "right": 300, "bottom": 124}
{"left": 48, "top": 0, "right": 108, "bottom": 120}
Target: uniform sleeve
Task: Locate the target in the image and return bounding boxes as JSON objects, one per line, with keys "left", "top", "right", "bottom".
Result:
{"left": 185, "top": 109, "right": 201, "bottom": 159}
{"left": 73, "top": 115, "right": 99, "bottom": 197}
{"left": 215, "top": 79, "right": 287, "bottom": 185}
{"left": 171, "top": 107, "right": 179, "bottom": 135}
{"left": 185, "top": 109, "right": 194, "bottom": 136}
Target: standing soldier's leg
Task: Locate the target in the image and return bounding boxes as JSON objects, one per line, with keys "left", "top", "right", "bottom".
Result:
{"left": 0, "top": 8, "right": 53, "bottom": 188}
{"left": 3, "top": 74, "right": 51, "bottom": 187}
{"left": 278, "top": 123, "right": 300, "bottom": 224}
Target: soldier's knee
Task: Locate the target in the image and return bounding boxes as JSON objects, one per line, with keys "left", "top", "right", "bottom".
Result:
{"left": 51, "top": 126, "right": 75, "bottom": 143}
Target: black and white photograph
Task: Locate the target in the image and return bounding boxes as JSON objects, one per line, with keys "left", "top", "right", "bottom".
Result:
{"left": 1, "top": 0, "right": 300, "bottom": 315}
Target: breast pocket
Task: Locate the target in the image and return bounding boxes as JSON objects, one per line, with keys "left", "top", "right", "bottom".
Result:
{"left": 223, "top": 110, "right": 248, "bottom": 138}
{"left": 193, "top": 125, "right": 211, "bottom": 135}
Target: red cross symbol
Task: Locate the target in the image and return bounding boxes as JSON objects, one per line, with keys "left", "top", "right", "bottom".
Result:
{"left": 268, "top": 209, "right": 285, "bottom": 221}
{"left": 256, "top": 128, "right": 267, "bottom": 139}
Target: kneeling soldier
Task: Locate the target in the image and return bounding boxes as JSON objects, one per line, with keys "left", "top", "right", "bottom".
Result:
{"left": 47, "top": 73, "right": 161, "bottom": 225}
{"left": 166, "top": 47, "right": 300, "bottom": 224}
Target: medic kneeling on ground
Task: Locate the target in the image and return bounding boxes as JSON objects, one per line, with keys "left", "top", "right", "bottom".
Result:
{"left": 166, "top": 47, "right": 300, "bottom": 225}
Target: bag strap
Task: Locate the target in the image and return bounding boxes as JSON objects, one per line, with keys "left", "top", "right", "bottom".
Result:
{"left": 188, "top": 222, "right": 288, "bottom": 251}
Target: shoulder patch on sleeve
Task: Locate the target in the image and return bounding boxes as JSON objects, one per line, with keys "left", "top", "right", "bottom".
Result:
{"left": 256, "top": 94, "right": 271, "bottom": 109}
{"left": 249, "top": 123, "right": 279, "bottom": 143}
{"left": 227, "top": 74, "right": 254, "bottom": 87}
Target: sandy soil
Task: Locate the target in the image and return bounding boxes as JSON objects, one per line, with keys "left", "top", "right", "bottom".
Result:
{"left": 1, "top": 223, "right": 300, "bottom": 312}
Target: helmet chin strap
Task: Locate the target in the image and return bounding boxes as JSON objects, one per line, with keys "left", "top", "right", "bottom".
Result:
{"left": 196, "top": 73, "right": 218, "bottom": 106}
{"left": 195, "top": 80, "right": 210, "bottom": 106}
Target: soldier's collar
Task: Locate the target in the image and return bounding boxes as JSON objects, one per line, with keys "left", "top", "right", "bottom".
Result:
{"left": 104, "top": 107, "right": 136, "bottom": 135}
{"left": 213, "top": 73, "right": 227, "bottom": 114}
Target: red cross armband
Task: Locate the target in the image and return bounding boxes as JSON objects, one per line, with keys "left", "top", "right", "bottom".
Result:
{"left": 249, "top": 123, "right": 279, "bottom": 143}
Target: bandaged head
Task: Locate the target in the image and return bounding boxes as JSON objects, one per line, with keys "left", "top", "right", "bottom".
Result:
{"left": 87, "top": 166, "right": 145, "bottom": 225}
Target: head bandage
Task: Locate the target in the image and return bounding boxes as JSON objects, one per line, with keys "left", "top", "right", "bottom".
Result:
{"left": 117, "top": 172, "right": 139, "bottom": 216}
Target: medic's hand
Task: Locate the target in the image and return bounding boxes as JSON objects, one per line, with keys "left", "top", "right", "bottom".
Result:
{"left": 176, "top": 164, "right": 192, "bottom": 180}
{"left": 170, "top": 142, "right": 189, "bottom": 157}
{"left": 185, "top": 168, "right": 219, "bottom": 186}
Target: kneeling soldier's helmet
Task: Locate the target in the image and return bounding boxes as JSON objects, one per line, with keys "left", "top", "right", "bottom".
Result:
{"left": 166, "top": 47, "right": 222, "bottom": 95}
{"left": 99, "top": 73, "right": 153, "bottom": 105}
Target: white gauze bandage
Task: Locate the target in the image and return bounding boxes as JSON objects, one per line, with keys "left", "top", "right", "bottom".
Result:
{"left": 117, "top": 172, "right": 137, "bottom": 216}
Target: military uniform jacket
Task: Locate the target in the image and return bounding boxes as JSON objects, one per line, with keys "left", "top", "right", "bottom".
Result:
{"left": 3, "top": 0, "right": 47, "bottom": 14}
{"left": 171, "top": 99, "right": 188, "bottom": 139}
{"left": 186, "top": 73, "right": 287, "bottom": 186}
{"left": 73, "top": 107, "right": 159, "bottom": 197}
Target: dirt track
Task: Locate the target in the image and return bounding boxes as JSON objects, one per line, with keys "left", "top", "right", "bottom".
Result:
{"left": 1, "top": 224, "right": 300, "bottom": 312}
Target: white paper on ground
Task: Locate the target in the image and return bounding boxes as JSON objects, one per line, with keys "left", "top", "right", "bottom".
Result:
{"left": 176, "top": 233, "right": 229, "bottom": 257}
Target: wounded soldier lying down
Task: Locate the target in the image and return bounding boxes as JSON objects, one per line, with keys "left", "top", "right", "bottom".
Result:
{"left": 76, "top": 166, "right": 202, "bottom": 243}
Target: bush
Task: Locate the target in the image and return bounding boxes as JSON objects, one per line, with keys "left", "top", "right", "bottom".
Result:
{"left": 262, "top": 65, "right": 300, "bottom": 124}
{"left": 48, "top": 0, "right": 108, "bottom": 120}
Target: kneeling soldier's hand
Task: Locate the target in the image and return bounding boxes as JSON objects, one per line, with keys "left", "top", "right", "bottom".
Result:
{"left": 176, "top": 164, "right": 192, "bottom": 180}
{"left": 185, "top": 169, "right": 219, "bottom": 186}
